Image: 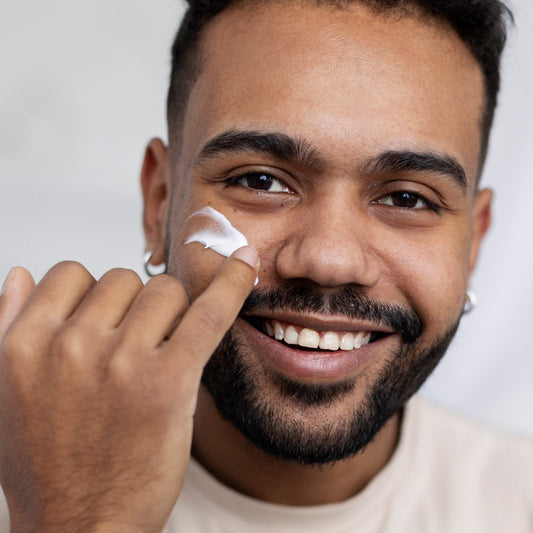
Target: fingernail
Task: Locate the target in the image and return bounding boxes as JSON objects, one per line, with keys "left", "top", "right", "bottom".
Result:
{"left": 233, "top": 245, "right": 260, "bottom": 269}
{"left": 1, "top": 268, "right": 15, "bottom": 296}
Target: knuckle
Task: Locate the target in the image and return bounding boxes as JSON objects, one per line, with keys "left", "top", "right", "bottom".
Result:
{"left": 0, "top": 329, "right": 30, "bottom": 362}
{"left": 147, "top": 275, "right": 189, "bottom": 301}
{"left": 194, "top": 301, "right": 226, "bottom": 331}
{"left": 50, "top": 325, "right": 88, "bottom": 360}
{"left": 49, "top": 261, "right": 95, "bottom": 286}
{"left": 0, "top": 334, "right": 34, "bottom": 390}
{"left": 53, "top": 260, "right": 90, "bottom": 276}
{"left": 104, "top": 268, "right": 143, "bottom": 288}
{"left": 54, "top": 259, "right": 85, "bottom": 270}
{"left": 0, "top": 327, "right": 47, "bottom": 388}
{"left": 0, "top": 320, "right": 46, "bottom": 361}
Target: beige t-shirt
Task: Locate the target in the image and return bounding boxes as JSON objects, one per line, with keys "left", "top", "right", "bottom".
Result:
{"left": 1, "top": 396, "right": 532, "bottom": 532}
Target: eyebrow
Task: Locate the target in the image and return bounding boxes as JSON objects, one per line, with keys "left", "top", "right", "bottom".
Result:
{"left": 196, "top": 129, "right": 467, "bottom": 190}
{"left": 196, "top": 130, "right": 326, "bottom": 173}
{"left": 361, "top": 150, "right": 467, "bottom": 190}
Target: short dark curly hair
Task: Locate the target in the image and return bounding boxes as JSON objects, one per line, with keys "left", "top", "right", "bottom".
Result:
{"left": 167, "top": 0, "right": 512, "bottom": 173}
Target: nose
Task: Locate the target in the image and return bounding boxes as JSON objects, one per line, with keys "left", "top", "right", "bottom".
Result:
{"left": 275, "top": 201, "right": 381, "bottom": 288}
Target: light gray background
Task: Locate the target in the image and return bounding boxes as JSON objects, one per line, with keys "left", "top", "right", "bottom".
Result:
{"left": 1, "top": 2, "right": 532, "bottom": 436}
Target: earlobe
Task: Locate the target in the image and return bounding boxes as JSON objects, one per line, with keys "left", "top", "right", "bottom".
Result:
{"left": 141, "top": 138, "right": 171, "bottom": 265}
{"left": 468, "top": 188, "right": 492, "bottom": 276}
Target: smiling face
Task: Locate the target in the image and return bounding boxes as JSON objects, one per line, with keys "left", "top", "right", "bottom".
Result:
{"left": 143, "top": 1, "right": 491, "bottom": 465}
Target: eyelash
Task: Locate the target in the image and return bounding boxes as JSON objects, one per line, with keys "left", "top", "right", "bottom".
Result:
{"left": 224, "top": 171, "right": 440, "bottom": 213}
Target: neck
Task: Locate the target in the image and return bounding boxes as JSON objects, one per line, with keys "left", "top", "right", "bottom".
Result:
{"left": 192, "top": 388, "right": 401, "bottom": 506}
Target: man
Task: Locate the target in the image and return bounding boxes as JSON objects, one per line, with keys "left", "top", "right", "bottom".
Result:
{"left": 0, "top": 0, "right": 532, "bottom": 531}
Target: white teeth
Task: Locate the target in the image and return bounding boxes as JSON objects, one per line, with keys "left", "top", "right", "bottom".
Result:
{"left": 340, "top": 332, "right": 354, "bottom": 351}
{"left": 274, "top": 321, "right": 285, "bottom": 341}
{"left": 298, "top": 328, "right": 320, "bottom": 349}
{"left": 267, "top": 321, "right": 373, "bottom": 351}
{"left": 284, "top": 325, "right": 299, "bottom": 345}
{"left": 353, "top": 332, "right": 364, "bottom": 349}
{"left": 319, "top": 331, "right": 340, "bottom": 351}
{"left": 361, "top": 332, "right": 371, "bottom": 346}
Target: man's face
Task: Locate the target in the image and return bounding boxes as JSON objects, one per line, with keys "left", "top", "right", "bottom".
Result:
{"left": 152, "top": 2, "right": 490, "bottom": 463}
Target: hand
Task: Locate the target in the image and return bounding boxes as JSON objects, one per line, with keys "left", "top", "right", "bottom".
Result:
{"left": 0, "top": 247, "right": 259, "bottom": 533}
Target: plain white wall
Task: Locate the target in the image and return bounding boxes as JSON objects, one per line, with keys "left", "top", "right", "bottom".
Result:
{"left": 1, "top": 1, "right": 532, "bottom": 436}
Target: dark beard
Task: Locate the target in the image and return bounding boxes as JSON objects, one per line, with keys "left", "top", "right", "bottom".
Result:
{"left": 201, "top": 285, "right": 460, "bottom": 466}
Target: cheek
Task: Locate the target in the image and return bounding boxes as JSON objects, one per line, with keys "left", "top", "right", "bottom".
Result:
{"left": 169, "top": 242, "right": 226, "bottom": 301}
{"left": 388, "top": 230, "right": 470, "bottom": 330}
{"left": 167, "top": 210, "right": 284, "bottom": 299}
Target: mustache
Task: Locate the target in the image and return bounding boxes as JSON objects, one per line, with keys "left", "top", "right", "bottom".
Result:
{"left": 241, "top": 285, "right": 423, "bottom": 344}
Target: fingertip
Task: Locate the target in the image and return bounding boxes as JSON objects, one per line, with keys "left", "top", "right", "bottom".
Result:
{"left": 232, "top": 245, "right": 260, "bottom": 270}
{"left": 1, "top": 267, "right": 35, "bottom": 297}
{"left": 13, "top": 266, "right": 36, "bottom": 292}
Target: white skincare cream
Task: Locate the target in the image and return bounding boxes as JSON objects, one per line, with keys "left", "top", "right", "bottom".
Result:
{"left": 183, "top": 207, "right": 249, "bottom": 257}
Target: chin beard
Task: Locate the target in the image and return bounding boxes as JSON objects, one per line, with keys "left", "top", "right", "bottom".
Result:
{"left": 200, "top": 284, "right": 460, "bottom": 466}
{"left": 201, "top": 319, "right": 459, "bottom": 466}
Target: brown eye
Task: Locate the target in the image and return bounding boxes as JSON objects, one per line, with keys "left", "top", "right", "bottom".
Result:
{"left": 226, "top": 172, "right": 291, "bottom": 193}
{"left": 245, "top": 173, "right": 276, "bottom": 190}
{"left": 389, "top": 191, "right": 421, "bottom": 208}
{"left": 375, "top": 190, "right": 439, "bottom": 213}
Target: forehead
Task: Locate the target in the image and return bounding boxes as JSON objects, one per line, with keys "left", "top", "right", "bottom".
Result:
{"left": 178, "top": 2, "right": 484, "bottom": 185}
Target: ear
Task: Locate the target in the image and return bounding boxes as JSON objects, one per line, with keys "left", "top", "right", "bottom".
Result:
{"left": 468, "top": 188, "right": 492, "bottom": 276}
{"left": 140, "top": 138, "right": 172, "bottom": 266}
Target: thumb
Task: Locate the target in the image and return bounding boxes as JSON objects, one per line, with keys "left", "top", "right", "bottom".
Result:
{"left": 0, "top": 267, "right": 36, "bottom": 340}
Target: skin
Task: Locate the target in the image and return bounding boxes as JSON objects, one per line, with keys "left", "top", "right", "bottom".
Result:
{"left": 0, "top": 2, "right": 491, "bottom": 531}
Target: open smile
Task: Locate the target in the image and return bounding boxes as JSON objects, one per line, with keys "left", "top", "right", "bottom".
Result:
{"left": 237, "top": 315, "right": 396, "bottom": 382}
{"left": 246, "top": 317, "right": 389, "bottom": 352}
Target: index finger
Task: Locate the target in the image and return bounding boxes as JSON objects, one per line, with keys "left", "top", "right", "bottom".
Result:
{"left": 161, "top": 246, "right": 259, "bottom": 373}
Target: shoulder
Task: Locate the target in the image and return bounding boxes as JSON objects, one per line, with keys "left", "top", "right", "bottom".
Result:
{"left": 404, "top": 395, "right": 533, "bottom": 528}
{"left": 412, "top": 394, "right": 533, "bottom": 466}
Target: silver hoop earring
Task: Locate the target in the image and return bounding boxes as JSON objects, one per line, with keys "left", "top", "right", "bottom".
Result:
{"left": 462, "top": 288, "right": 477, "bottom": 315}
{"left": 143, "top": 251, "right": 167, "bottom": 277}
